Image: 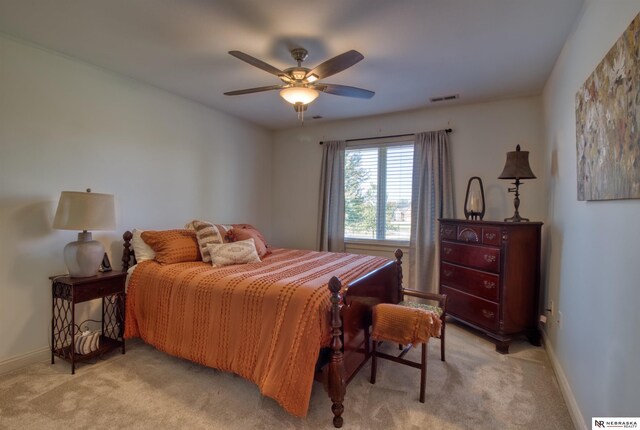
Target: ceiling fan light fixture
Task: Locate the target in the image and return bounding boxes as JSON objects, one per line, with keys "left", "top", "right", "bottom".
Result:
{"left": 306, "top": 73, "right": 319, "bottom": 83}
{"left": 280, "top": 86, "right": 319, "bottom": 105}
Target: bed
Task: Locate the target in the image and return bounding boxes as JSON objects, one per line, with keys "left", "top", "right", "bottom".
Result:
{"left": 121, "top": 230, "right": 402, "bottom": 428}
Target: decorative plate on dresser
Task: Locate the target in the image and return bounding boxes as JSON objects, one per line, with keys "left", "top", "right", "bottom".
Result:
{"left": 438, "top": 219, "right": 542, "bottom": 353}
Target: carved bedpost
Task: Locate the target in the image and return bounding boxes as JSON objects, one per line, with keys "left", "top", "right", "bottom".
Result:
{"left": 328, "top": 276, "right": 346, "bottom": 428}
{"left": 122, "top": 231, "right": 133, "bottom": 271}
{"left": 395, "top": 248, "right": 404, "bottom": 302}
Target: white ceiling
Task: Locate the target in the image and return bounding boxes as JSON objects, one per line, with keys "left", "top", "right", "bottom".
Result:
{"left": 0, "top": 0, "right": 584, "bottom": 130}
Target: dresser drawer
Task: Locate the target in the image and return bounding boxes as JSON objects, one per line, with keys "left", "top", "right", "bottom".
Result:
{"left": 440, "top": 223, "right": 457, "bottom": 241}
{"left": 440, "top": 242, "right": 501, "bottom": 273}
{"left": 441, "top": 286, "right": 499, "bottom": 332}
{"left": 482, "top": 227, "right": 501, "bottom": 246}
{"left": 456, "top": 225, "right": 482, "bottom": 243}
{"left": 440, "top": 262, "right": 499, "bottom": 301}
{"left": 73, "top": 277, "right": 124, "bottom": 303}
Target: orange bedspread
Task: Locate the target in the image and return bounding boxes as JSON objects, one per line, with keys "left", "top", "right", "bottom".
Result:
{"left": 125, "top": 248, "right": 390, "bottom": 417}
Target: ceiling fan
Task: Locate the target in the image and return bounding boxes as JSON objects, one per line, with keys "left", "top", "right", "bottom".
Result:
{"left": 224, "top": 48, "right": 374, "bottom": 117}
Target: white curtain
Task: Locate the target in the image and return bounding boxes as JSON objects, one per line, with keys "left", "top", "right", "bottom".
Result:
{"left": 409, "top": 130, "right": 454, "bottom": 292}
{"left": 316, "top": 140, "right": 346, "bottom": 252}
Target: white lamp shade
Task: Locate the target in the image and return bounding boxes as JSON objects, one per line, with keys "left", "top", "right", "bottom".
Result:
{"left": 53, "top": 191, "right": 116, "bottom": 231}
{"left": 280, "top": 86, "right": 320, "bottom": 105}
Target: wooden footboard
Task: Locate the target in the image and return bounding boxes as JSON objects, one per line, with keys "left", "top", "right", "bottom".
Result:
{"left": 323, "top": 251, "right": 402, "bottom": 428}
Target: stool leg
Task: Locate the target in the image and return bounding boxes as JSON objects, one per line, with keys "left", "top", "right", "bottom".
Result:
{"left": 440, "top": 319, "right": 446, "bottom": 362}
{"left": 420, "top": 342, "right": 427, "bottom": 403}
{"left": 370, "top": 339, "right": 377, "bottom": 384}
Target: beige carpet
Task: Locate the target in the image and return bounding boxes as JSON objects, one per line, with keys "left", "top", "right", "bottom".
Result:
{"left": 0, "top": 322, "right": 573, "bottom": 429}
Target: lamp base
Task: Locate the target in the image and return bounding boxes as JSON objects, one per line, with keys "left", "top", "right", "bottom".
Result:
{"left": 503, "top": 214, "right": 530, "bottom": 222}
{"left": 504, "top": 179, "right": 529, "bottom": 222}
{"left": 63, "top": 231, "right": 104, "bottom": 278}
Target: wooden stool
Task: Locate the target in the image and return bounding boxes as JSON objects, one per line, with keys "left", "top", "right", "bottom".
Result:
{"left": 398, "top": 294, "right": 446, "bottom": 361}
{"left": 370, "top": 303, "right": 442, "bottom": 403}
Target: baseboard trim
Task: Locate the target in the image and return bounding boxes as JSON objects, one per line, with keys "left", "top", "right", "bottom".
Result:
{"left": 0, "top": 347, "right": 50, "bottom": 375}
{"left": 542, "top": 330, "right": 587, "bottom": 430}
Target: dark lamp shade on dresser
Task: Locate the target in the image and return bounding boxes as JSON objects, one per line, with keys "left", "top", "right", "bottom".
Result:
{"left": 498, "top": 148, "right": 536, "bottom": 180}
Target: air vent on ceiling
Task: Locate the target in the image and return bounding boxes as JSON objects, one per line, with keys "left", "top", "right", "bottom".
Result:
{"left": 430, "top": 94, "right": 460, "bottom": 103}
{"left": 312, "top": 115, "right": 323, "bottom": 119}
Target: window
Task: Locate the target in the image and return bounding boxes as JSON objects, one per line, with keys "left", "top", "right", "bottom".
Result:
{"left": 344, "top": 141, "right": 414, "bottom": 241}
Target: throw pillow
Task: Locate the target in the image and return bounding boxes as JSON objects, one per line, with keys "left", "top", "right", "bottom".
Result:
{"left": 228, "top": 228, "right": 270, "bottom": 258}
{"left": 191, "top": 220, "right": 231, "bottom": 263}
{"left": 132, "top": 228, "right": 156, "bottom": 262}
{"left": 207, "top": 239, "right": 261, "bottom": 267}
{"left": 231, "top": 224, "right": 270, "bottom": 249}
{"left": 140, "top": 229, "right": 200, "bottom": 264}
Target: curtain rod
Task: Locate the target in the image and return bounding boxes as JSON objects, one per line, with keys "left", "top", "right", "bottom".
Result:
{"left": 319, "top": 128, "right": 452, "bottom": 145}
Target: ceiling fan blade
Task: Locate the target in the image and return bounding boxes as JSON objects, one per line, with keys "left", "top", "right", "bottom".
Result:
{"left": 224, "top": 85, "right": 283, "bottom": 96}
{"left": 308, "top": 50, "right": 364, "bottom": 80}
{"left": 315, "top": 84, "right": 375, "bottom": 99}
{"left": 228, "top": 51, "right": 284, "bottom": 77}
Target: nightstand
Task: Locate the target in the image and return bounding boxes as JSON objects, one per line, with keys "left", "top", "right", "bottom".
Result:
{"left": 50, "top": 271, "right": 126, "bottom": 374}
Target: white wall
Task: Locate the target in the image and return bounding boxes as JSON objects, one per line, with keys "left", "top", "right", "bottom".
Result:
{"left": 272, "top": 96, "right": 546, "bottom": 250}
{"left": 541, "top": 1, "right": 640, "bottom": 427}
{"left": 0, "top": 35, "right": 272, "bottom": 365}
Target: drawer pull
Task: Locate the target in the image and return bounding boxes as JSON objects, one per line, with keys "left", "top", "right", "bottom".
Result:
{"left": 482, "top": 309, "right": 495, "bottom": 319}
{"left": 443, "top": 247, "right": 453, "bottom": 255}
{"left": 485, "top": 233, "right": 496, "bottom": 240}
{"left": 483, "top": 254, "right": 496, "bottom": 263}
{"left": 443, "top": 270, "right": 453, "bottom": 278}
{"left": 483, "top": 280, "right": 496, "bottom": 289}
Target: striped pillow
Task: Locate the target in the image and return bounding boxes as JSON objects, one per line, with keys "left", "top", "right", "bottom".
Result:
{"left": 140, "top": 229, "right": 200, "bottom": 264}
{"left": 191, "top": 220, "right": 231, "bottom": 263}
{"left": 206, "top": 239, "right": 261, "bottom": 267}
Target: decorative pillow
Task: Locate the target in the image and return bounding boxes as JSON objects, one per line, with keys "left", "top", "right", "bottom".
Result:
{"left": 206, "top": 239, "right": 261, "bottom": 267}
{"left": 231, "top": 224, "right": 270, "bottom": 249}
{"left": 131, "top": 229, "right": 156, "bottom": 262}
{"left": 228, "top": 228, "right": 270, "bottom": 258}
{"left": 191, "top": 220, "right": 232, "bottom": 263}
{"left": 140, "top": 229, "right": 200, "bottom": 264}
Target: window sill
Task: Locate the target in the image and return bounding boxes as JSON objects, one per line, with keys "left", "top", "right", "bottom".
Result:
{"left": 344, "top": 239, "right": 410, "bottom": 249}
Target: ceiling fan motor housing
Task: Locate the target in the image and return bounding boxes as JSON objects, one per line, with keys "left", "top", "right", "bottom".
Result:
{"left": 291, "top": 48, "right": 308, "bottom": 65}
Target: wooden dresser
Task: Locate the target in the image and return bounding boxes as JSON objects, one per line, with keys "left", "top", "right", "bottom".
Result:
{"left": 438, "top": 219, "right": 542, "bottom": 353}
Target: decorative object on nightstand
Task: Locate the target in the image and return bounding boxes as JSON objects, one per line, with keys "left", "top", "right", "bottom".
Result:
{"left": 498, "top": 145, "right": 536, "bottom": 222}
{"left": 463, "top": 176, "right": 485, "bottom": 220}
{"left": 50, "top": 271, "right": 126, "bottom": 374}
{"left": 53, "top": 189, "right": 116, "bottom": 277}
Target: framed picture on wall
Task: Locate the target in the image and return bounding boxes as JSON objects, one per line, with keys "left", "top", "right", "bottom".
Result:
{"left": 575, "top": 13, "right": 639, "bottom": 201}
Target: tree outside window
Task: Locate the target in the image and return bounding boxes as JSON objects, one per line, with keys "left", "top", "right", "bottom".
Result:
{"left": 344, "top": 143, "right": 413, "bottom": 241}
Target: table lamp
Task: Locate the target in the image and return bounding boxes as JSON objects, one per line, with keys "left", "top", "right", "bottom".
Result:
{"left": 53, "top": 189, "right": 116, "bottom": 277}
{"left": 498, "top": 145, "right": 536, "bottom": 222}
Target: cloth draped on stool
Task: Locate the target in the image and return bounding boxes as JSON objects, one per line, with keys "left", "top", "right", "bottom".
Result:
{"left": 371, "top": 303, "right": 442, "bottom": 345}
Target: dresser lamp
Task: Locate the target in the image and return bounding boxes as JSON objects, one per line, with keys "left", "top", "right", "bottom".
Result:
{"left": 53, "top": 189, "right": 116, "bottom": 277}
{"left": 498, "top": 145, "right": 536, "bottom": 222}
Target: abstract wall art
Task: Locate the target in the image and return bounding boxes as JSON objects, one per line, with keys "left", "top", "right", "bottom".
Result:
{"left": 575, "top": 12, "right": 639, "bottom": 201}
